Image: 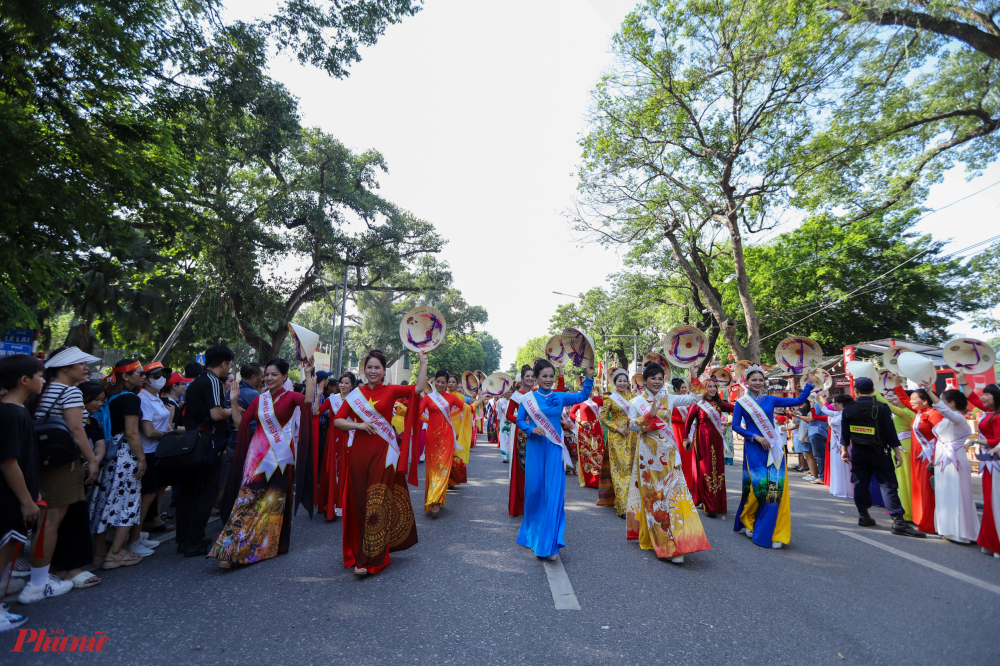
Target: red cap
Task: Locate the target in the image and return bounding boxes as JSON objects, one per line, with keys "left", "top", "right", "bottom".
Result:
{"left": 164, "top": 372, "right": 194, "bottom": 389}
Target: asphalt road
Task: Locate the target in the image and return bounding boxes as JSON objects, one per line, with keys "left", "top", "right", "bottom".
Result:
{"left": 5, "top": 435, "right": 999, "bottom": 665}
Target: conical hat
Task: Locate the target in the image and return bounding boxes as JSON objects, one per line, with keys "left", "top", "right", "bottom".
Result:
{"left": 663, "top": 325, "right": 708, "bottom": 369}
{"left": 632, "top": 373, "right": 644, "bottom": 387}
{"left": 544, "top": 334, "right": 569, "bottom": 367}
{"left": 846, "top": 360, "right": 878, "bottom": 384}
{"left": 644, "top": 353, "right": 669, "bottom": 368}
{"left": 896, "top": 352, "right": 936, "bottom": 385}
{"left": 561, "top": 327, "right": 596, "bottom": 369}
{"left": 400, "top": 306, "right": 446, "bottom": 352}
{"left": 475, "top": 370, "right": 488, "bottom": 386}
{"left": 482, "top": 372, "right": 512, "bottom": 396}
{"left": 708, "top": 367, "right": 732, "bottom": 388}
{"left": 942, "top": 337, "right": 995, "bottom": 374}
{"left": 287, "top": 322, "right": 319, "bottom": 364}
{"left": 877, "top": 369, "right": 901, "bottom": 391}
{"left": 461, "top": 371, "right": 479, "bottom": 393}
{"left": 805, "top": 368, "right": 833, "bottom": 390}
{"left": 882, "top": 345, "right": 915, "bottom": 373}
{"left": 774, "top": 336, "right": 824, "bottom": 373}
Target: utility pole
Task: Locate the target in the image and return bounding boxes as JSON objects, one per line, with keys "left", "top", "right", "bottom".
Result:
{"left": 337, "top": 265, "right": 348, "bottom": 377}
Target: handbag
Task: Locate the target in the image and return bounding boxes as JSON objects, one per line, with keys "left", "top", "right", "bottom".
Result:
{"left": 34, "top": 386, "right": 80, "bottom": 469}
{"left": 156, "top": 426, "right": 224, "bottom": 469}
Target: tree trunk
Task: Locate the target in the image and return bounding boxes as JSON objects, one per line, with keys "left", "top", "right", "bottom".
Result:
{"left": 721, "top": 211, "right": 761, "bottom": 363}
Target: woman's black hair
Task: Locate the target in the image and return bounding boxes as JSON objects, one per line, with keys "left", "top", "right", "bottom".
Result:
{"left": 362, "top": 350, "right": 388, "bottom": 370}
{"left": 642, "top": 362, "right": 664, "bottom": 381}
{"left": 670, "top": 377, "right": 685, "bottom": 391}
{"left": 833, "top": 394, "right": 854, "bottom": 405}
{"left": 520, "top": 364, "right": 533, "bottom": 377}
{"left": 265, "top": 358, "right": 290, "bottom": 376}
{"left": 532, "top": 359, "right": 554, "bottom": 378}
{"left": 435, "top": 368, "right": 449, "bottom": 380}
{"left": 913, "top": 388, "right": 931, "bottom": 404}
{"left": 798, "top": 403, "right": 811, "bottom": 416}
{"left": 339, "top": 371, "right": 358, "bottom": 388}
{"left": 984, "top": 384, "right": 1000, "bottom": 413}
{"left": 78, "top": 381, "right": 107, "bottom": 403}
{"left": 942, "top": 389, "right": 968, "bottom": 412}
{"left": 745, "top": 369, "right": 765, "bottom": 381}
{"left": 42, "top": 346, "right": 72, "bottom": 382}
{"left": 107, "top": 358, "right": 141, "bottom": 395}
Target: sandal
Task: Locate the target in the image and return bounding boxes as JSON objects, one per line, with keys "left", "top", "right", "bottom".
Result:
{"left": 160, "top": 512, "right": 173, "bottom": 521}
{"left": 102, "top": 550, "right": 143, "bottom": 570}
{"left": 146, "top": 523, "right": 175, "bottom": 533}
{"left": 68, "top": 571, "right": 102, "bottom": 588}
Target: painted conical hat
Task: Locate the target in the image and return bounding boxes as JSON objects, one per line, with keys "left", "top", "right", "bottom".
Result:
{"left": 287, "top": 322, "right": 319, "bottom": 364}
{"left": 544, "top": 334, "right": 570, "bottom": 367}
{"left": 461, "top": 371, "right": 479, "bottom": 393}
{"left": 896, "top": 352, "right": 936, "bottom": 385}
{"left": 483, "top": 372, "right": 512, "bottom": 396}
{"left": 561, "top": 327, "right": 596, "bottom": 369}
{"left": 632, "top": 373, "right": 644, "bottom": 387}
{"left": 774, "top": 336, "right": 823, "bottom": 374}
{"left": 877, "top": 369, "right": 901, "bottom": 391}
{"left": 399, "top": 306, "right": 446, "bottom": 352}
{"left": 882, "top": 345, "right": 915, "bottom": 373}
{"left": 475, "top": 370, "right": 488, "bottom": 386}
{"left": 663, "top": 325, "right": 708, "bottom": 369}
{"left": 644, "top": 353, "right": 669, "bottom": 368}
{"left": 942, "top": 337, "right": 995, "bottom": 374}
{"left": 708, "top": 367, "right": 732, "bottom": 388}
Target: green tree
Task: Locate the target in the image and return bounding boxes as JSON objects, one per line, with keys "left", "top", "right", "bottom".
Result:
{"left": 473, "top": 331, "right": 503, "bottom": 374}
{"left": 968, "top": 241, "right": 1000, "bottom": 333}
{"left": 416, "top": 334, "right": 486, "bottom": 377}
{"left": 514, "top": 336, "right": 549, "bottom": 374}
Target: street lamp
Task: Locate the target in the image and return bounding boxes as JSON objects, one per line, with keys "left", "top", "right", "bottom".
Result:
{"left": 552, "top": 291, "right": 582, "bottom": 299}
{"left": 316, "top": 268, "right": 349, "bottom": 377}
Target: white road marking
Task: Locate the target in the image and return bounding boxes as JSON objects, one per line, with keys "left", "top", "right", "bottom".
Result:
{"left": 542, "top": 554, "right": 581, "bottom": 610}
{"left": 839, "top": 530, "right": 1000, "bottom": 596}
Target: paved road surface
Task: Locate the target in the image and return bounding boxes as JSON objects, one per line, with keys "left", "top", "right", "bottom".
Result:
{"left": 5, "top": 436, "right": 1000, "bottom": 665}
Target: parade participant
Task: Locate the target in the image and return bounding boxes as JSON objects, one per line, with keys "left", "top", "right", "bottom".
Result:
{"left": 956, "top": 375, "right": 1000, "bottom": 557}
{"left": 569, "top": 388, "right": 604, "bottom": 488}
{"left": 814, "top": 396, "right": 853, "bottom": 499}
{"left": 600, "top": 369, "right": 637, "bottom": 518}
{"left": 876, "top": 389, "right": 915, "bottom": 521}
{"left": 507, "top": 367, "right": 534, "bottom": 516}
{"left": 212, "top": 358, "right": 315, "bottom": 568}
{"left": 894, "top": 385, "right": 940, "bottom": 533}
{"left": 314, "top": 372, "right": 357, "bottom": 522}
{"left": 669, "top": 378, "right": 698, "bottom": 494}
{"left": 917, "top": 380, "right": 980, "bottom": 544}
{"left": 515, "top": 359, "right": 593, "bottom": 558}
{"left": 446, "top": 373, "right": 473, "bottom": 486}
{"left": 682, "top": 378, "right": 733, "bottom": 517}
{"left": 627, "top": 362, "right": 709, "bottom": 563}
{"left": 333, "top": 350, "right": 427, "bottom": 575}
{"left": 419, "top": 369, "right": 466, "bottom": 516}
{"left": 731, "top": 365, "right": 813, "bottom": 549}
{"left": 497, "top": 389, "right": 512, "bottom": 463}
{"left": 839, "top": 378, "right": 924, "bottom": 537}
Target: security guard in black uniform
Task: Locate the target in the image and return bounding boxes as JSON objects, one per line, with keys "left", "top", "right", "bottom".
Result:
{"left": 840, "top": 377, "right": 925, "bottom": 537}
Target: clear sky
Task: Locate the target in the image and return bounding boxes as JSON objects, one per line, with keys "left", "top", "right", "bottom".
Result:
{"left": 228, "top": 0, "right": 999, "bottom": 365}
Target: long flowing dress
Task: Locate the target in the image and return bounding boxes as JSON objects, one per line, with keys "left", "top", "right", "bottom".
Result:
{"left": 731, "top": 384, "right": 813, "bottom": 548}
{"left": 684, "top": 399, "right": 734, "bottom": 514}
{"left": 896, "top": 387, "right": 940, "bottom": 533}
{"left": 420, "top": 391, "right": 465, "bottom": 510}
{"left": 626, "top": 389, "right": 711, "bottom": 559}
{"left": 507, "top": 391, "right": 527, "bottom": 516}
{"left": 497, "top": 397, "right": 511, "bottom": 463}
{"left": 515, "top": 378, "right": 593, "bottom": 557}
{"left": 931, "top": 401, "right": 980, "bottom": 543}
{"left": 571, "top": 397, "right": 604, "bottom": 488}
{"left": 672, "top": 404, "right": 697, "bottom": 498}
{"left": 333, "top": 382, "right": 420, "bottom": 574}
{"left": 967, "top": 392, "right": 1000, "bottom": 554}
{"left": 600, "top": 390, "right": 636, "bottom": 517}
{"left": 448, "top": 393, "right": 473, "bottom": 486}
{"left": 876, "top": 392, "right": 915, "bottom": 521}
{"left": 316, "top": 393, "right": 353, "bottom": 521}
{"left": 814, "top": 404, "right": 853, "bottom": 499}
{"left": 213, "top": 388, "right": 312, "bottom": 564}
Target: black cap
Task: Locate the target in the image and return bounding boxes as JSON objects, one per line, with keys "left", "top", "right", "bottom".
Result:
{"left": 854, "top": 377, "right": 874, "bottom": 392}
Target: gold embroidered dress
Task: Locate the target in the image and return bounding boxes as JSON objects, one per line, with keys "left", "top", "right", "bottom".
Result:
{"left": 600, "top": 390, "right": 637, "bottom": 517}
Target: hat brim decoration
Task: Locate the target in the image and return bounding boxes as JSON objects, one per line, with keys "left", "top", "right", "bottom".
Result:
{"left": 288, "top": 322, "right": 320, "bottom": 364}
{"left": 774, "top": 336, "right": 824, "bottom": 374}
{"left": 896, "top": 352, "right": 936, "bottom": 385}
{"left": 805, "top": 368, "right": 833, "bottom": 390}
{"left": 483, "top": 372, "right": 512, "bottom": 396}
{"left": 644, "top": 353, "right": 669, "bottom": 368}
{"left": 878, "top": 369, "right": 900, "bottom": 391}
{"left": 942, "top": 337, "right": 994, "bottom": 375}
{"left": 561, "top": 327, "right": 596, "bottom": 369}
{"left": 399, "top": 306, "right": 447, "bottom": 353}
{"left": 544, "top": 334, "right": 569, "bottom": 367}
{"left": 663, "top": 325, "right": 708, "bottom": 369}
{"left": 632, "top": 373, "right": 644, "bottom": 386}
{"left": 708, "top": 367, "right": 732, "bottom": 388}
{"left": 881, "top": 345, "right": 915, "bottom": 372}
{"left": 461, "top": 371, "right": 479, "bottom": 393}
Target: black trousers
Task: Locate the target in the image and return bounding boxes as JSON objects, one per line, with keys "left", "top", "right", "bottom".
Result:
{"left": 175, "top": 455, "right": 223, "bottom": 549}
{"left": 850, "top": 445, "right": 904, "bottom": 517}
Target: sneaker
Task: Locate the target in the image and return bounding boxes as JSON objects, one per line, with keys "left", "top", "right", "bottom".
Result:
{"left": 17, "top": 575, "right": 73, "bottom": 604}
{"left": 671, "top": 555, "right": 684, "bottom": 564}
{"left": 12, "top": 557, "right": 29, "bottom": 578}
{"left": 139, "top": 537, "right": 160, "bottom": 549}
{"left": 4, "top": 578, "right": 26, "bottom": 596}
{"left": 771, "top": 542, "right": 783, "bottom": 549}
{"left": 802, "top": 474, "right": 815, "bottom": 481}
{"left": 0, "top": 602, "right": 27, "bottom": 632}
{"left": 126, "top": 542, "right": 156, "bottom": 557}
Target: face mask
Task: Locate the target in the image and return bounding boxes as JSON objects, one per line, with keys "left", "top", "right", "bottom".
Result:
{"left": 148, "top": 376, "right": 167, "bottom": 390}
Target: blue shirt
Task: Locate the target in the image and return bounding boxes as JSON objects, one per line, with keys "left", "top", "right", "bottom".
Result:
{"left": 516, "top": 378, "right": 594, "bottom": 439}
{"left": 732, "top": 384, "right": 814, "bottom": 442}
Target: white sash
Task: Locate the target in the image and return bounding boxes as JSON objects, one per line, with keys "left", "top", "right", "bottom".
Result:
{"left": 344, "top": 387, "right": 399, "bottom": 469}
{"left": 521, "top": 392, "right": 571, "bottom": 467}
{"left": 912, "top": 412, "right": 935, "bottom": 464}
{"left": 255, "top": 390, "right": 295, "bottom": 480}
{"left": 698, "top": 400, "right": 726, "bottom": 440}
{"left": 608, "top": 391, "right": 630, "bottom": 414}
{"left": 737, "top": 395, "right": 783, "bottom": 468}
{"left": 583, "top": 398, "right": 601, "bottom": 420}
{"left": 428, "top": 390, "right": 461, "bottom": 454}
{"left": 510, "top": 391, "right": 524, "bottom": 405}
{"left": 631, "top": 393, "right": 680, "bottom": 465}
{"left": 328, "top": 393, "right": 344, "bottom": 414}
